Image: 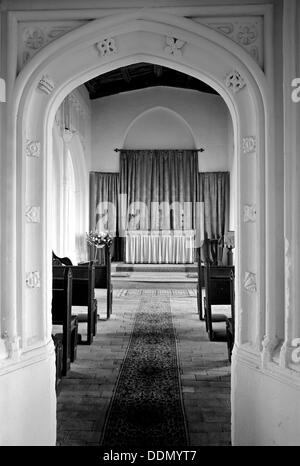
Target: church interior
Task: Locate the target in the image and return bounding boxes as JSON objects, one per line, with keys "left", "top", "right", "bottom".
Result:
{"left": 0, "top": 0, "right": 300, "bottom": 447}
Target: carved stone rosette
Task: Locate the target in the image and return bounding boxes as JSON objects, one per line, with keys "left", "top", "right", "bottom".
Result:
{"left": 242, "top": 136, "right": 256, "bottom": 154}
{"left": 26, "top": 271, "right": 41, "bottom": 288}
{"left": 243, "top": 204, "right": 256, "bottom": 223}
{"left": 26, "top": 139, "right": 41, "bottom": 158}
{"left": 95, "top": 38, "right": 117, "bottom": 57}
{"left": 225, "top": 70, "right": 246, "bottom": 93}
{"left": 243, "top": 272, "right": 257, "bottom": 293}
{"left": 23, "top": 27, "right": 45, "bottom": 50}
{"left": 237, "top": 25, "right": 257, "bottom": 46}
{"left": 25, "top": 206, "right": 41, "bottom": 223}
{"left": 164, "top": 37, "right": 185, "bottom": 57}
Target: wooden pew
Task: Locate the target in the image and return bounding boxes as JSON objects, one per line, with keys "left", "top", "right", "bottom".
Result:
{"left": 225, "top": 274, "right": 235, "bottom": 362}
{"left": 203, "top": 265, "right": 235, "bottom": 342}
{"left": 79, "top": 245, "right": 113, "bottom": 320}
{"left": 196, "top": 248, "right": 205, "bottom": 320}
{"left": 226, "top": 318, "right": 234, "bottom": 362}
{"left": 69, "top": 263, "right": 97, "bottom": 345}
{"left": 197, "top": 239, "right": 225, "bottom": 321}
{"left": 52, "top": 334, "right": 64, "bottom": 394}
{"left": 52, "top": 266, "right": 78, "bottom": 376}
{"left": 52, "top": 253, "right": 97, "bottom": 345}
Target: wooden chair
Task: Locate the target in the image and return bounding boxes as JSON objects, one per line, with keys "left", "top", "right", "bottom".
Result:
{"left": 52, "top": 266, "right": 78, "bottom": 376}
{"left": 203, "top": 265, "right": 234, "bottom": 342}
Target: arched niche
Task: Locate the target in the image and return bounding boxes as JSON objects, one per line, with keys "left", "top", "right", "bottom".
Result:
{"left": 124, "top": 106, "right": 196, "bottom": 149}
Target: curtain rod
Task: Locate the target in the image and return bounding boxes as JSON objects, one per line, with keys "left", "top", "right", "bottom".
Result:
{"left": 114, "top": 148, "right": 205, "bottom": 152}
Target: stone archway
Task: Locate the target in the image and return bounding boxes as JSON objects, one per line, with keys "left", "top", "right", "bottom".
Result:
{"left": 2, "top": 10, "right": 277, "bottom": 445}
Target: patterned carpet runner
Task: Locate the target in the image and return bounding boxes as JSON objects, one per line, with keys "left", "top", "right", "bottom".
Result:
{"left": 100, "top": 297, "right": 189, "bottom": 447}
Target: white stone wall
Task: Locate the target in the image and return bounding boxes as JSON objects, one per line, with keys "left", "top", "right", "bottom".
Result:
{"left": 91, "top": 86, "right": 231, "bottom": 173}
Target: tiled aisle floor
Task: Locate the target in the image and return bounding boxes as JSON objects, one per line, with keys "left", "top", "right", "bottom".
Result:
{"left": 56, "top": 288, "right": 231, "bottom": 446}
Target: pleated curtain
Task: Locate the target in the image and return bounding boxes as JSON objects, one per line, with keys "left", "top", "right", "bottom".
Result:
{"left": 119, "top": 149, "right": 199, "bottom": 233}
{"left": 197, "top": 171, "right": 230, "bottom": 263}
{"left": 89, "top": 171, "right": 121, "bottom": 261}
{"left": 89, "top": 163, "right": 229, "bottom": 264}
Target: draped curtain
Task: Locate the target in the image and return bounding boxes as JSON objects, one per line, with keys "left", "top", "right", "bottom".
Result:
{"left": 89, "top": 172, "right": 121, "bottom": 262}
{"left": 197, "top": 171, "right": 230, "bottom": 263}
{"left": 89, "top": 164, "right": 229, "bottom": 264}
{"left": 119, "top": 149, "right": 198, "bottom": 233}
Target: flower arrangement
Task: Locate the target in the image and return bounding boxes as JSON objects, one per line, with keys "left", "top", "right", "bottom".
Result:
{"left": 86, "top": 231, "right": 113, "bottom": 260}
{"left": 224, "top": 231, "right": 235, "bottom": 249}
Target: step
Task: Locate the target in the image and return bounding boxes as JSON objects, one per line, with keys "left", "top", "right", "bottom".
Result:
{"left": 113, "top": 263, "right": 198, "bottom": 273}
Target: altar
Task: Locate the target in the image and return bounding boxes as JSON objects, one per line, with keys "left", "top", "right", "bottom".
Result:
{"left": 125, "top": 230, "right": 195, "bottom": 264}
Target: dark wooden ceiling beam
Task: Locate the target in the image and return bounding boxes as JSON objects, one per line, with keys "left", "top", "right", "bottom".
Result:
{"left": 121, "top": 67, "right": 131, "bottom": 83}
{"left": 153, "top": 65, "right": 163, "bottom": 78}
{"left": 84, "top": 62, "right": 218, "bottom": 99}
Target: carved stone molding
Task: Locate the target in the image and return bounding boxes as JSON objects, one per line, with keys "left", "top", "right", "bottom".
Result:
{"left": 237, "top": 307, "right": 244, "bottom": 345}
{"left": 243, "top": 272, "right": 257, "bottom": 293}
{"left": 192, "top": 16, "right": 264, "bottom": 69}
{"left": 164, "top": 36, "right": 186, "bottom": 57}
{"left": 225, "top": 70, "right": 246, "bottom": 93}
{"left": 25, "top": 206, "right": 40, "bottom": 223}
{"left": 26, "top": 271, "right": 41, "bottom": 288}
{"left": 26, "top": 336, "right": 41, "bottom": 347}
{"left": 26, "top": 139, "right": 41, "bottom": 158}
{"left": 38, "top": 75, "right": 55, "bottom": 95}
{"left": 18, "top": 21, "right": 87, "bottom": 72}
{"left": 285, "top": 238, "right": 292, "bottom": 314}
{"left": 208, "top": 23, "right": 234, "bottom": 35}
{"left": 242, "top": 136, "right": 256, "bottom": 154}
{"left": 95, "top": 38, "right": 117, "bottom": 57}
{"left": 0, "top": 78, "right": 5, "bottom": 102}
{"left": 6, "top": 336, "right": 21, "bottom": 360}
{"left": 279, "top": 340, "right": 290, "bottom": 368}
{"left": 243, "top": 204, "right": 256, "bottom": 223}
{"left": 261, "top": 335, "right": 280, "bottom": 367}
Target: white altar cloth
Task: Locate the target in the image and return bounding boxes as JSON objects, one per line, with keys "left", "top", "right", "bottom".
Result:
{"left": 125, "top": 230, "right": 195, "bottom": 264}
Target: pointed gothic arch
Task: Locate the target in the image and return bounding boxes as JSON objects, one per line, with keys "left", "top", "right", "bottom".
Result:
{"left": 1, "top": 10, "right": 281, "bottom": 445}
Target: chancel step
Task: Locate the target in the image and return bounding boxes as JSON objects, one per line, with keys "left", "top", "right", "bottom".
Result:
{"left": 113, "top": 262, "right": 197, "bottom": 273}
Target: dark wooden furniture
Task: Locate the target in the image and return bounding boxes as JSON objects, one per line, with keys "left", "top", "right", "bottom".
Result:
{"left": 52, "top": 252, "right": 97, "bottom": 344}
{"left": 95, "top": 245, "right": 112, "bottom": 319}
{"left": 196, "top": 248, "right": 205, "bottom": 320}
{"left": 52, "top": 251, "right": 73, "bottom": 265}
{"left": 52, "top": 266, "right": 78, "bottom": 376}
{"left": 203, "top": 265, "right": 235, "bottom": 342}
{"left": 52, "top": 334, "right": 64, "bottom": 394}
{"left": 196, "top": 238, "right": 225, "bottom": 321}
{"left": 226, "top": 318, "right": 234, "bottom": 362}
{"left": 69, "top": 263, "right": 97, "bottom": 345}
{"left": 79, "top": 245, "right": 113, "bottom": 319}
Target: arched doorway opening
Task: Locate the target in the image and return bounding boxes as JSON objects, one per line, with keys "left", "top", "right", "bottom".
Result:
{"left": 4, "top": 11, "right": 276, "bottom": 445}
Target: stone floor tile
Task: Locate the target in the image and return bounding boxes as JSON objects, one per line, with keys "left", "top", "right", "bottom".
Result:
{"left": 56, "top": 288, "right": 231, "bottom": 446}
